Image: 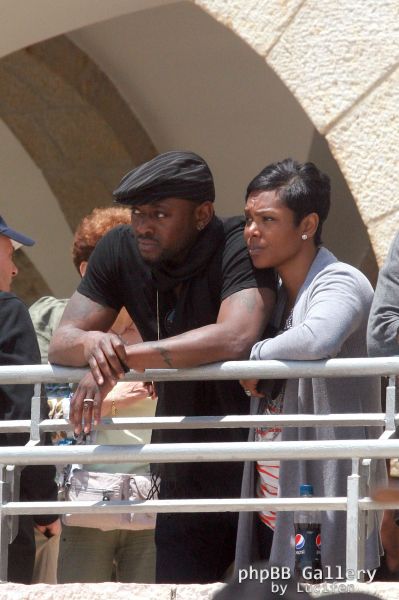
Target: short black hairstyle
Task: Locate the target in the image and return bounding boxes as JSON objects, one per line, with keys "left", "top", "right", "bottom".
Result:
{"left": 246, "top": 158, "right": 331, "bottom": 246}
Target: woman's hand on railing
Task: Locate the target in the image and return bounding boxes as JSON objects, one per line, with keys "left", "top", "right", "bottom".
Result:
{"left": 70, "top": 371, "right": 115, "bottom": 434}
{"left": 101, "top": 380, "right": 157, "bottom": 416}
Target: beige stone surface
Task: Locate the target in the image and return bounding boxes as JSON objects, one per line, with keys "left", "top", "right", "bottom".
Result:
{"left": 0, "top": 63, "right": 44, "bottom": 114}
{"left": 0, "top": 582, "right": 224, "bottom": 600}
{"left": 2, "top": 50, "right": 85, "bottom": 110}
{"left": 326, "top": 67, "right": 399, "bottom": 263}
{"left": 177, "top": 583, "right": 223, "bottom": 598}
{"left": 5, "top": 114, "right": 66, "bottom": 170}
{"left": 307, "top": 582, "right": 399, "bottom": 598}
{"left": 30, "top": 37, "right": 156, "bottom": 164}
{"left": 1, "top": 581, "right": 399, "bottom": 600}
{"left": 195, "top": 0, "right": 399, "bottom": 266}
{"left": 195, "top": 0, "right": 303, "bottom": 56}
{"left": 368, "top": 211, "right": 399, "bottom": 267}
{"left": 0, "top": 583, "right": 171, "bottom": 600}
{"left": 41, "top": 108, "right": 131, "bottom": 169}
{"left": 267, "top": 0, "right": 399, "bottom": 132}
{"left": 333, "top": 582, "right": 399, "bottom": 600}
{"left": 48, "top": 171, "right": 114, "bottom": 229}
{"left": 0, "top": 35, "right": 156, "bottom": 252}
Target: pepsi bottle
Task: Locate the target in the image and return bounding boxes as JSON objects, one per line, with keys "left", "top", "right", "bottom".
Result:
{"left": 294, "top": 484, "right": 322, "bottom": 583}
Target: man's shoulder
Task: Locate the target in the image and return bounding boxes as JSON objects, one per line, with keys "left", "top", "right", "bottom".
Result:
{"left": 221, "top": 215, "right": 245, "bottom": 236}
{"left": 322, "top": 260, "right": 371, "bottom": 285}
{"left": 0, "top": 291, "right": 25, "bottom": 309}
{"left": 0, "top": 292, "right": 36, "bottom": 337}
{"left": 312, "top": 259, "right": 373, "bottom": 301}
{"left": 103, "top": 223, "right": 134, "bottom": 245}
{"left": 97, "top": 224, "right": 140, "bottom": 264}
{"left": 218, "top": 215, "right": 246, "bottom": 252}
{"left": 0, "top": 291, "right": 18, "bottom": 301}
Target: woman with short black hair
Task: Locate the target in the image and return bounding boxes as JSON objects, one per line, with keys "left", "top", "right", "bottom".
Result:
{"left": 237, "top": 158, "right": 386, "bottom": 575}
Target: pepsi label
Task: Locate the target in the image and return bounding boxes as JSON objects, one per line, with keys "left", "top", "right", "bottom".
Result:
{"left": 294, "top": 523, "right": 322, "bottom": 582}
{"left": 295, "top": 533, "right": 306, "bottom": 551}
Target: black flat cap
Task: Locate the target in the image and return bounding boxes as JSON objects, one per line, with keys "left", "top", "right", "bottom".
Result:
{"left": 113, "top": 151, "right": 215, "bottom": 205}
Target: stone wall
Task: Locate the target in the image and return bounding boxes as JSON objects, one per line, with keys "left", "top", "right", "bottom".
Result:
{"left": 0, "top": 35, "right": 156, "bottom": 302}
{"left": 195, "top": 0, "right": 399, "bottom": 264}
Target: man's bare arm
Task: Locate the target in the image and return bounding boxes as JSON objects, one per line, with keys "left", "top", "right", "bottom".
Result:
{"left": 48, "top": 291, "right": 119, "bottom": 368}
{"left": 69, "top": 286, "right": 275, "bottom": 433}
{"left": 124, "top": 287, "right": 275, "bottom": 371}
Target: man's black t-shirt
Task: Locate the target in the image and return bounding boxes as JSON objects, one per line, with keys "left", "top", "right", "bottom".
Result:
{"left": 78, "top": 217, "right": 275, "bottom": 497}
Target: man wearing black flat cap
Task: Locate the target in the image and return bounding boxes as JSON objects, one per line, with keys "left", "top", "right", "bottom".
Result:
{"left": 0, "top": 216, "right": 60, "bottom": 583}
{"left": 49, "top": 151, "right": 276, "bottom": 583}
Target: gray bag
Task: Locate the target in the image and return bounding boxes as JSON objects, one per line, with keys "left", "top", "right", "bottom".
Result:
{"left": 62, "top": 468, "right": 158, "bottom": 531}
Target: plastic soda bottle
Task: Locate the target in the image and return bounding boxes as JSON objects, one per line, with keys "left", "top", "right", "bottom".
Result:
{"left": 294, "top": 484, "right": 322, "bottom": 582}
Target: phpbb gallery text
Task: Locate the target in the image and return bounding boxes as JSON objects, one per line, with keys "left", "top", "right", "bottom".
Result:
{"left": 237, "top": 565, "right": 377, "bottom": 595}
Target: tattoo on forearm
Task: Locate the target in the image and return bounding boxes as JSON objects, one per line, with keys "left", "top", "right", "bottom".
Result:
{"left": 156, "top": 346, "right": 174, "bottom": 368}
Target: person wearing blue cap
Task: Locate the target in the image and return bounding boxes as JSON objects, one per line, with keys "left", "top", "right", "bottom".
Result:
{"left": 49, "top": 151, "right": 277, "bottom": 584}
{"left": 0, "top": 216, "right": 60, "bottom": 583}
{"left": 0, "top": 215, "right": 34, "bottom": 289}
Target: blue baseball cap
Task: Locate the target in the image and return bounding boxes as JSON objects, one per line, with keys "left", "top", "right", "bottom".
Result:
{"left": 0, "top": 216, "right": 35, "bottom": 250}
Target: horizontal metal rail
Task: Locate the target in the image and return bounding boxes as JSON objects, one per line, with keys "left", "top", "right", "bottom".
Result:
{"left": 0, "top": 358, "right": 397, "bottom": 581}
{"left": 1, "top": 497, "right": 397, "bottom": 517}
{"left": 0, "top": 438, "right": 398, "bottom": 465}
{"left": 0, "top": 413, "right": 391, "bottom": 433}
{"left": 1, "top": 497, "right": 350, "bottom": 515}
{"left": 1, "top": 355, "right": 399, "bottom": 384}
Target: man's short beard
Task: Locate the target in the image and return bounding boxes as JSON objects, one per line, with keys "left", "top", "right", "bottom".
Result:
{"left": 139, "top": 247, "right": 177, "bottom": 267}
{"left": 140, "top": 254, "right": 163, "bottom": 267}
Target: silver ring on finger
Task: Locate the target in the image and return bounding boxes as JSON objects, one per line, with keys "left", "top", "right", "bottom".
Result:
{"left": 83, "top": 398, "right": 94, "bottom": 409}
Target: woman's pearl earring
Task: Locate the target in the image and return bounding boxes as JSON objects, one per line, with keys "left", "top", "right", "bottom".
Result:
{"left": 301, "top": 234, "right": 308, "bottom": 240}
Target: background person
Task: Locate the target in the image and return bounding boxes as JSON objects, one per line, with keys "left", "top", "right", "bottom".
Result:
{"left": 367, "top": 231, "right": 399, "bottom": 357}
{"left": 367, "top": 232, "right": 399, "bottom": 579}
{"left": 237, "top": 159, "right": 386, "bottom": 574}
{"left": 49, "top": 151, "right": 276, "bottom": 584}
{"left": 0, "top": 215, "right": 60, "bottom": 583}
{"left": 31, "top": 207, "right": 156, "bottom": 583}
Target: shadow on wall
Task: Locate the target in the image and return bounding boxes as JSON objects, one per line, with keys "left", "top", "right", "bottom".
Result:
{"left": 307, "top": 132, "right": 378, "bottom": 287}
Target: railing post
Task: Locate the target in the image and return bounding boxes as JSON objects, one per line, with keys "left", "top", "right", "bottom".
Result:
{"left": 0, "top": 465, "right": 13, "bottom": 582}
{"left": 30, "top": 383, "right": 45, "bottom": 445}
{"left": 0, "top": 384, "right": 45, "bottom": 582}
{"left": 385, "top": 376, "right": 397, "bottom": 434}
{"left": 346, "top": 460, "right": 366, "bottom": 581}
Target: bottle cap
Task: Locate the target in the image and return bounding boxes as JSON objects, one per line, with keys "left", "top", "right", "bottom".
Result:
{"left": 299, "top": 484, "right": 313, "bottom": 496}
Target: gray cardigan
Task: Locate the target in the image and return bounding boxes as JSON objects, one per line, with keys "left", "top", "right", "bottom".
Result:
{"left": 235, "top": 247, "right": 386, "bottom": 574}
{"left": 367, "top": 231, "right": 399, "bottom": 356}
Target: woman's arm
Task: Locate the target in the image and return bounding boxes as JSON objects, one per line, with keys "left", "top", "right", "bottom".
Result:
{"left": 251, "top": 266, "right": 371, "bottom": 361}
{"left": 100, "top": 381, "right": 155, "bottom": 416}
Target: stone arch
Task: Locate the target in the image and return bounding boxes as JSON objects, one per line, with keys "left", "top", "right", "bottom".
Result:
{"left": 0, "top": 35, "right": 156, "bottom": 231}
{"left": 195, "top": 0, "right": 399, "bottom": 265}
{"left": 0, "top": 35, "right": 156, "bottom": 301}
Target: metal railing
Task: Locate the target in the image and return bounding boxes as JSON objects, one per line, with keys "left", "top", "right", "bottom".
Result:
{"left": 0, "top": 358, "right": 399, "bottom": 583}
